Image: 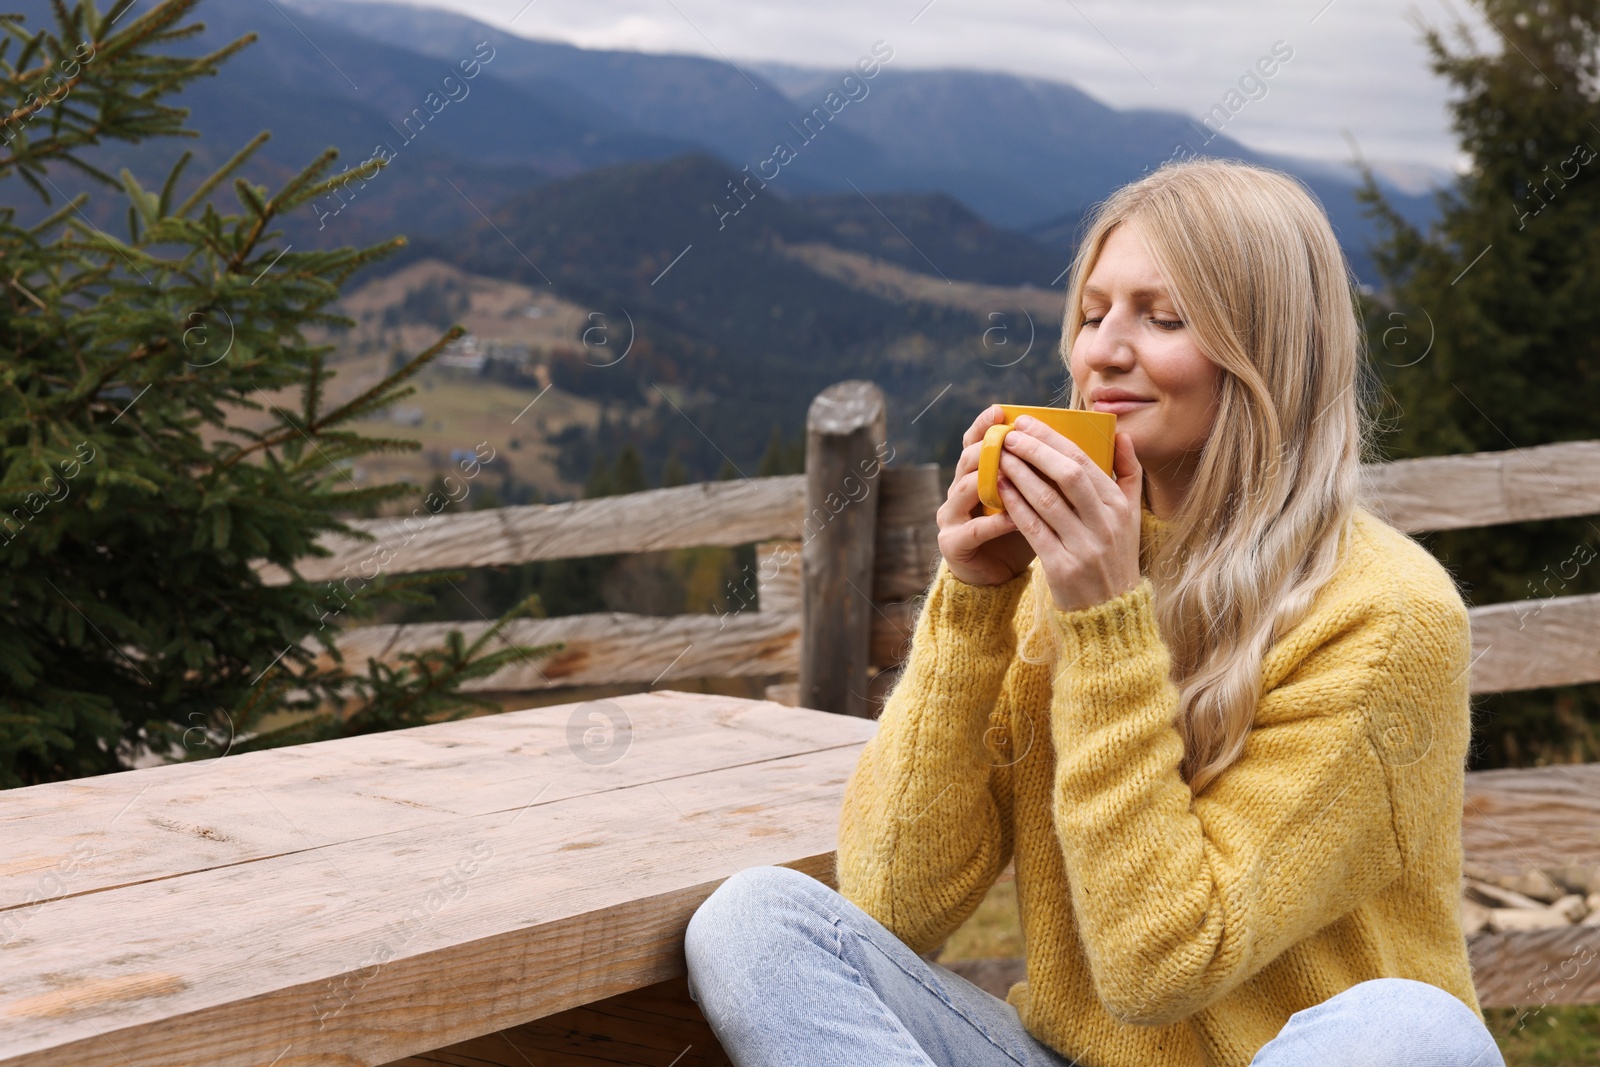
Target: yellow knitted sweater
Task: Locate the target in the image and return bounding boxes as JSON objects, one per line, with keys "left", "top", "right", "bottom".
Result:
{"left": 836, "top": 504, "right": 1481, "bottom": 1067}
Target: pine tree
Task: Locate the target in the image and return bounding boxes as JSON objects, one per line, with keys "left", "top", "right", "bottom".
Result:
{"left": 756, "top": 424, "right": 807, "bottom": 477}
{"left": 660, "top": 450, "right": 688, "bottom": 488}
{"left": 758, "top": 425, "right": 787, "bottom": 477}
{"left": 611, "top": 443, "right": 646, "bottom": 495}
{"left": 1358, "top": 0, "right": 1600, "bottom": 766}
{"left": 0, "top": 0, "right": 554, "bottom": 786}
{"left": 583, "top": 451, "right": 614, "bottom": 499}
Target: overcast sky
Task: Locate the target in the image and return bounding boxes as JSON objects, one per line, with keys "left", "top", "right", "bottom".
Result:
{"left": 344, "top": 0, "right": 1498, "bottom": 184}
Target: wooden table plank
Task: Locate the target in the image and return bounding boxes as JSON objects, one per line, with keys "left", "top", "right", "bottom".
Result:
{"left": 1, "top": 748, "right": 860, "bottom": 1066}
{"left": 0, "top": 691, "right": 868, "bottom": 909}
{"left": 0, "top": 693, "right": 876, "bottom": 1067}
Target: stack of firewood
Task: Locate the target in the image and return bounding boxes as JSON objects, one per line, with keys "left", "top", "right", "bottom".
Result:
{"left": 1461, "top": 862, "right": 1600, "bottom": 935}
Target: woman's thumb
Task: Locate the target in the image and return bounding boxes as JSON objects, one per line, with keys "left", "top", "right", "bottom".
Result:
{"left": 1113, "top": 431, "right": 1142, "bottom": 502}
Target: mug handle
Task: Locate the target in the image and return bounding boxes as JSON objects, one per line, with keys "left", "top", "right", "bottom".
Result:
{"left": 977, "top": 422, "right": 1012, "bottom": 514}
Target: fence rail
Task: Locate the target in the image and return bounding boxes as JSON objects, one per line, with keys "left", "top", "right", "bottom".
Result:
{"left": 256, "top": 475, "right": 811, "bottom": 586}
{"left": 270, "top": 399, "right": 1600, "bottom": 703}
{"left": 1361, "top": 438, "right": 1600, "bottom": 533}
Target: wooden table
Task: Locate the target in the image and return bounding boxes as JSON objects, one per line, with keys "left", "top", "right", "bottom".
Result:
{"left": 0, "top": 691, "right": 878, "bottom": 1067}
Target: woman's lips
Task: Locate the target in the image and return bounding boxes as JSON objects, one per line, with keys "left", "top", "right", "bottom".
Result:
{"left": 1091, "top": 399, "right": 1154, "bottom": 414}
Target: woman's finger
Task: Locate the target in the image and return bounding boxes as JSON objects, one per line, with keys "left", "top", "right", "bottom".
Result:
{"left": 940, "top": 469, "right": 976, "bottom": 525}
{"left": 957, "top": 511, "right": 1018, "bottom": 555}
{"left": 961, "top": 404, "right": 1007, "bottom": 448}
{"left": 943, "top": 466, "right": 1024, "bottom": 540}
{"left": 995, "top": 471, "right": 1057, "bottom": 563}
{"left": 997, "top": 455, "right": 1059, "bottom": 538}
{"left": 1111, "top": 431, "right": 1144, "bottom": 511}
{"left": 940, "top": 470, "right": 1015, "bottom": 549}
{"left": 1002, "top": 430, "right": 1116, "bottom": 533}
{"left": 951, "top": 437, "right": 985, "bottom": 481}
{"left": 1013, "top": 417, "right": 1122, "bottom": 507}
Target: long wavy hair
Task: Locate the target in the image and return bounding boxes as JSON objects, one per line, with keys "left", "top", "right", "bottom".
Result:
{"left": 1015, "top": 158, "right": 1387, "bottom": 795}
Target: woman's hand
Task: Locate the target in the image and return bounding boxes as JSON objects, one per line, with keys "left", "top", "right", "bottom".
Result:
{"left": 994, "top": 414, "right": 1144, "bottom": 613}
{"left": 935, "top": 405, "right": 1037, "bottom": 587}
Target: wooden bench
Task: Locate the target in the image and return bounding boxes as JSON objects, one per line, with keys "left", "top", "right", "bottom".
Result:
{"left": 0, "top": 690, "right": 876, "bottom": 1066}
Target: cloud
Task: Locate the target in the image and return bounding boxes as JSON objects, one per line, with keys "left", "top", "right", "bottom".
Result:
{"left": 352, "top": 0, "right": 1493, "bottom": 173}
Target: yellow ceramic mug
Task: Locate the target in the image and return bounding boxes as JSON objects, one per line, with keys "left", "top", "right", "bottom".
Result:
{"left": 977, "top": 405, "right": 1117, "bottom": 515}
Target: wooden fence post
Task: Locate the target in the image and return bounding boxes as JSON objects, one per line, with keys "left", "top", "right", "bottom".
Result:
{"left": 799, "top": 381, "right": 887, "bottom": 717}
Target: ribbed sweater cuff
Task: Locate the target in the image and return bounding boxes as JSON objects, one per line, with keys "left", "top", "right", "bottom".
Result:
{"left": 925, "top": 556, "right": 1031, "bottom": 655}
{"left": 1049, "top": 576, "right": 1166, "bottom": 687}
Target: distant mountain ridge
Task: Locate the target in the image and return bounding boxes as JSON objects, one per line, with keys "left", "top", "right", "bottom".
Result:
{"left": 298, "top": 0, "right": 1439, "bottom": 278}
{"left": 3, "top": 0, "right": 1439, "bottom": 284}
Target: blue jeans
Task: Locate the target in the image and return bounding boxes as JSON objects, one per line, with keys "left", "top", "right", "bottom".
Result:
{"left": 684, "top": 865, "right": 1505, "bottom": 1067}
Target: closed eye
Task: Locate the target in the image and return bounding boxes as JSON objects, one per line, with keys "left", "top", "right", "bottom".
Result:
{"left": 1079, "top": 315, "right": 1184, "bottom": 330}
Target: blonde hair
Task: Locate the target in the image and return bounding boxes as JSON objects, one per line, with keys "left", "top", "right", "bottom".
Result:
{"left": 1016, "top": 158, "right": 1385, "bottom": 795}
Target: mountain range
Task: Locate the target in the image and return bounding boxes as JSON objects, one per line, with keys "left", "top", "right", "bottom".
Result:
{"left": 20, "top": 0, "right": 1440, "bottom": 280}
{"left": 291, "top": 0, "right": 1438, "bottom": 278}
{"left": 4, "top": 0, "right": 1451, "bottom": 481}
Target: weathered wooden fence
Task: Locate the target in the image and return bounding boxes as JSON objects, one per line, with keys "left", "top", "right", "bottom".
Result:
{"left": 260, "top": 382, "right": 1600, "bottom": 715}
{"left": 258, "top": 378, "right": 1600, "bottom": 1008}
{"left": 257, "top": 380, "right": 940, "bottom": 716}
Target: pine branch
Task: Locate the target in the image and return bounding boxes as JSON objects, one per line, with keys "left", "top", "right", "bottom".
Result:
{"left": 92, "top": 0, "right": 200, "bottom": 64}
{"left": 24, "top": 189, "right": 84, "bottom": 234}
{"left": 312, "top": 326, "right": 465, "bottom": 431}
{"left": 225, "top": 148, "right": 338, "bottom": 274}
{"left": 173, "top": 129, "right": 268, "bottom": 218}
{"left": 278, "top": 154, "right": 383, "bottom": 214}
{"left": 302, "top": 349, "right": 325, "bottom": 428}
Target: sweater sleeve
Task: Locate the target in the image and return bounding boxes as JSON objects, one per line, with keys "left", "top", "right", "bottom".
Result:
{"left": 835, "top": 556, "right": 1030, "bottom": 955}
{"left": 1047, "top": 576, "right": 1411, "bottom": 1026}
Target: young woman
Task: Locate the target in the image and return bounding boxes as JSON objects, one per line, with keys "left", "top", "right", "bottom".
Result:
{"left": 684, "top": 159, "right": 1504, "bottom": 1067}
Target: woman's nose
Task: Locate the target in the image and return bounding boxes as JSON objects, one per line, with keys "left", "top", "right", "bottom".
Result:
{"left": 1081, "top": 309, "right": 1139, "bottom": 368}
